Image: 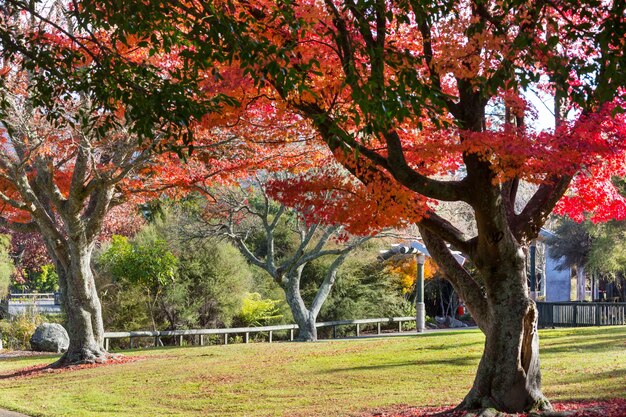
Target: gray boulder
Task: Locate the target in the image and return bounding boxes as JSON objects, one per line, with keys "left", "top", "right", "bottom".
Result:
{"left": 30, "top": 323, "right": 70, "bottom": 353}
{"left": 445, "top": 316, "right": 468, "bottom": 328}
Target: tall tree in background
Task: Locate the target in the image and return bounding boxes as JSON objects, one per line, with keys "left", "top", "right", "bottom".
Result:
{"left": 190, "top": 178, "right": 374, "bottom": 341}
{"left": 85, "top": 0, "right": 626, "bottom": 413}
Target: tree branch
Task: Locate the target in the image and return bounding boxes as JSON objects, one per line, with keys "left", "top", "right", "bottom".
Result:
{"left": 418, "top": 224, "right": 489, "bottom": 330}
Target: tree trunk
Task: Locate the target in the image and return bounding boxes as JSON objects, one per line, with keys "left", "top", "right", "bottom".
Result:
{"left": 285, "top": 291, "right": 318, "bottom": 341}
{"left": 460, "top": 259, "right": 550, "bottom": 413}
{"left": 294, "top": 313, "right": 317, "bottom": 342}
{"left": 283, "top": 271, "right": 318, "bottom": 342}
{"left": 421, "top": 223, "right": 551, "bottom": 414}
{"left": 576, "top": 265, "right": 586, "bottom": 301}
{"left": 52, "top": 242, "right": 108, "bottom": 366}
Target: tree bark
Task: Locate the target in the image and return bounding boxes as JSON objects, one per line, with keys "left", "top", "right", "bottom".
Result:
{"left": 461, "top": 301, "right": 549, "bottom": 412}
{"left": 285, "top": 295, "right": 317, "bottom": 341}
{"left": 284, "top": 269, "right": 318, "bottom": 342}
{"left": 51, "top": 241, "right": 108, "bottom": 366}
{"left": 459, "top": 256, "right": 551, "bottom": 413}
{"left": 420, "top": 221, "right": 551, "bottom": 414}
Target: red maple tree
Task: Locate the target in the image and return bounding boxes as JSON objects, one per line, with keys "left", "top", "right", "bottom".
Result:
{"left": 90, "top": 0, "right": 626, "bottom": 413}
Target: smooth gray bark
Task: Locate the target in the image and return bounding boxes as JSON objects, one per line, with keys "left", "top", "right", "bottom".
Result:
{"left": 213, "top": 183, "right": 367, "bottom": 342}
{"left": 285, "top": 273, "right": 317, "bottom": 341}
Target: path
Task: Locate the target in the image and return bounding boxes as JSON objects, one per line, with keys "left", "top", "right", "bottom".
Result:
{"left": 0, "top": 409, "right": 29, "bottom": 417}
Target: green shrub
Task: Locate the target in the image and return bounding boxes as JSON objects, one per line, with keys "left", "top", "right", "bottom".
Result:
{"left": 96, "top": 212, "right": 254, "bottom": 332}
{"left": 0, "top": 310, "right": 44, "bottom": 350}
{"left": 0, "top": 234, "right": 13, "bottom": 299}
{"left": 237, "top": 293, "right": 283, "bottom": 327}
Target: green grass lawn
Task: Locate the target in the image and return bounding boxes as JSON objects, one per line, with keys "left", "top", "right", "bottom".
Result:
{"left": 0, "top": 326, "right": 624, "bottom": 417}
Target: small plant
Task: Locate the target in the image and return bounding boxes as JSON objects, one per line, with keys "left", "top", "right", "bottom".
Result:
{"left": 0, "top": 310, "right": 44, "bottom": 350}
{"left": 237, "top": 293, "right": 283, "bottom": 327}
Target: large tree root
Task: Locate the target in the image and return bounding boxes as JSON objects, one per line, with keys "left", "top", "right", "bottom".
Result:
{"left": 454, "top": 395, "right": 553, "bottom": 416}
{"left": 51, "top": 347, "right": 112, "bottom": 368}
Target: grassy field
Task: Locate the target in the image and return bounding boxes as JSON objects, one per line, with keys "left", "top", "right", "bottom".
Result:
{"left": 0, "top": 326, "right": 624, "bottom": 417}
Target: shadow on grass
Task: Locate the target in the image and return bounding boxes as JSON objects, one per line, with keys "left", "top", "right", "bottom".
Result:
{"left": 555, "top": 367, "right": 626, "bottom": 385}
{"left": 0, "top": 364, "right": 51, "bottom": 379}
{"left": 540, "top": 339, "right": 626, "bottom": 355}
{"left": 321, "top": 356, "right": 479, "bottom": 374}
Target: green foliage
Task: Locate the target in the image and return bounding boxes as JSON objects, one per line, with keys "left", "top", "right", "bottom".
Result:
{"left": 100, "top": 235, "right": 178, "bottom": 288}
{"left": 302, "top": 244, "right": 413, "bottom": 326}
{"left": 24, "top": 264, "right": 58, "bottom": 294}
{"left": 0, "top": 310, "right": 44, "bottom": 350}
{"left": 545, "top": 219, "right": 592, "bottom": 271}
{"left": 0, "top": 234, "right": 13, "bottom": 299}
{"left": 98, "top": 282, "right": 152, "bottom": 332}
{"left": 165, "top": 239, "right": 253, "bottom": 328}
{"left": 547, "top": 216, "right": 626, "bottom": 281}
{"left": 587, "top": 220, "right": 626, "bottom": 279}
{"left": 237, "top": 293, "right": 283, "bottom": 327}
{"left": 96, "top": 208, "right": 254, "bottom": 331}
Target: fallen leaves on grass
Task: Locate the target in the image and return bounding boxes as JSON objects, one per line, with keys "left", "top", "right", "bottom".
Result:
{"left": 0, "top": 355, "right": 146, "bottom": 380}
{"left": 369, "top": 398, "right": 626, "bottom": 417}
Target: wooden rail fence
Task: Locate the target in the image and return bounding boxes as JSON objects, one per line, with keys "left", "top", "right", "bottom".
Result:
{"left": 102, "top": 303, "right": 626, "bottom": 350}
{"left": 103, "top": 316, "right": 416, "bottom": 350}
{"left": 537, "top": 302, "right": 626, "bottom": 327}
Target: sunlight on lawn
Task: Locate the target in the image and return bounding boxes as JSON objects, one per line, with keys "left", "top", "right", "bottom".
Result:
{"left": 0, "top": 326, "right": 624, "bottom": 417}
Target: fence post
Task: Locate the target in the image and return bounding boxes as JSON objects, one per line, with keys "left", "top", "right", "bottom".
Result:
{"left": 269, "top": 331, "right": 273, "bottom": 343}
{"left": 200, "top": 335, "right": 204, "bottom": 346}
{"left": 290, "top": 329, "right": 294, "bottom": 341}
{"left": 398, "top": 321, "right": 402, "bottom": 333}
{"left": 546, "top": 304, "right": 555, "bottom": 327}
{"left": 179, "top": 335, "right": 184, "bottom": 346}
{"left": 245, "top": 332, "right": 249, "bottom": 344}
{"left": 356, "top": 323, "right": 360, "bottom": 337}
{"left": 129, "top": 336, "right": 133, "bottom": 349}
{"left": 377, "top": 323, "right": 381, "bottom": 335}
{"left": 333, "top": 325, "right": 337, "bottom": 339}
{"left": 224, "top": 334, "right": 228, "bottom": 345}
{"left": 154, "top": 336, "right": 159, "bottom": 347}
{"left": 105, "top": 338, "right": 110, "bottom": 351}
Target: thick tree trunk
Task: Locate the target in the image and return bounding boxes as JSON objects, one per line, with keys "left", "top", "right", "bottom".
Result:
{"left": 461, "top": 301, "right": 549, "bottom": 412}
{"left": 51, "top": 242, "right": 108, "bottom": 366}
{"left": 460, "top": 259, "right": 550, "bottom": 413}
{"left": 421, "top": 223, "right": 551, "bottom": 414}
{"left": 285, "top": 292, "right": 318, "bottom": 341}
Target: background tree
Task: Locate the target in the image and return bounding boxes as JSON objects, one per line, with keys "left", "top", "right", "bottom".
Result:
{"left": 545, "top": 219, "right": 592, "bottom": 300}
{"left": 196, "top": 180, "right": 371, "bottom": 341}
{"left": 0, "top": 0, "right": 249, "bottom": 364}
{"left": 547, "top": 214, "right": 626, "bottom": 301}
{"left": 99, "top": 235, "right": 178, "bottom": 331}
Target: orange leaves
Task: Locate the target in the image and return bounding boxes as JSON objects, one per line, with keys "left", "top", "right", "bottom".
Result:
{"left": 386, "top": 256, "right": 439, "bottom": 294}
{"left": 265, "top": 157, "right": 429, "bottom": 236}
